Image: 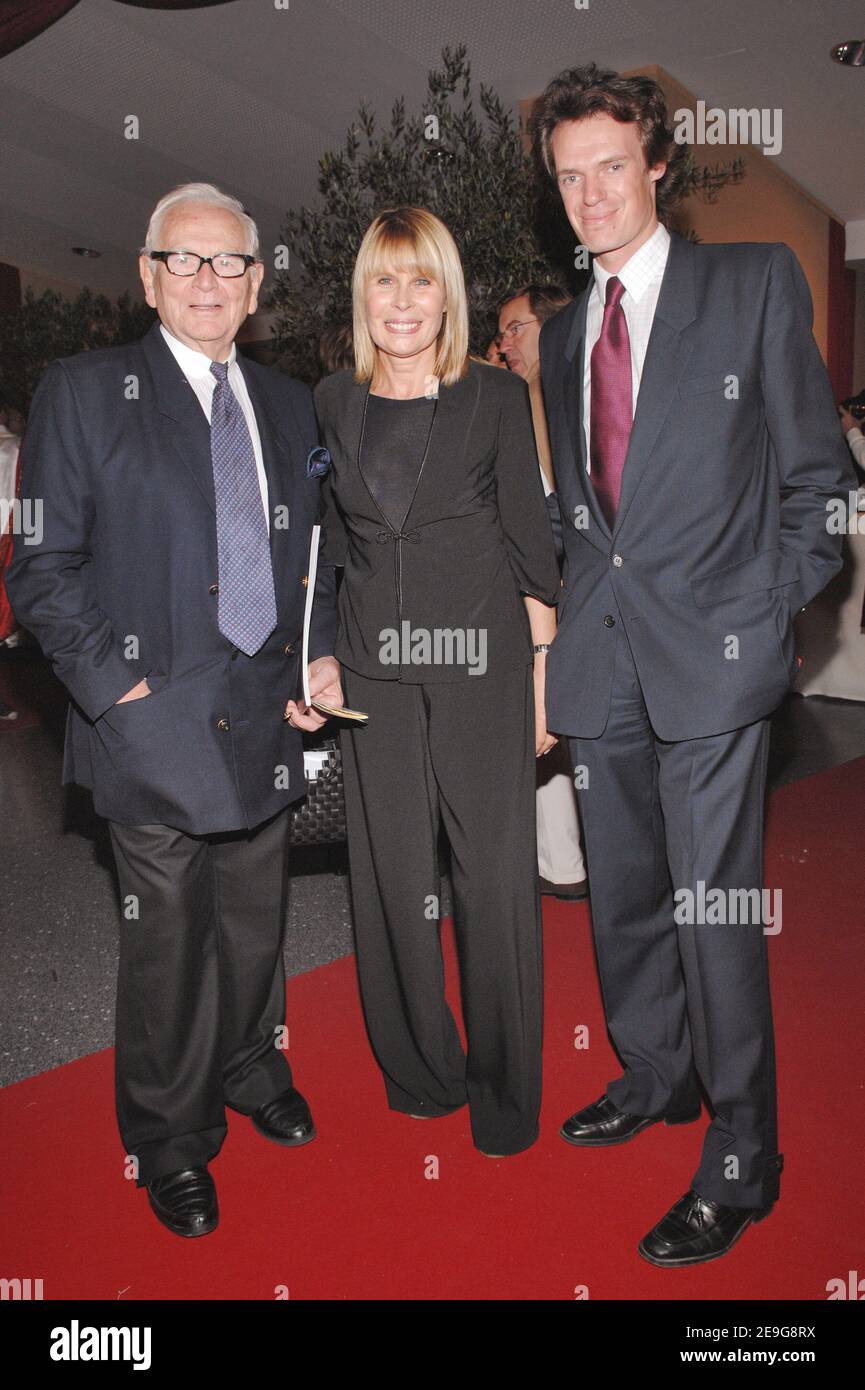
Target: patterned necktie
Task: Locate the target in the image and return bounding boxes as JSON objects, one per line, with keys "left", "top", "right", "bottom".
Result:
{"left": 589, "top": 275, "right": 633, "bottom": 529}
{"left": 209, "top": 360, "right": 277, "bottom": 656}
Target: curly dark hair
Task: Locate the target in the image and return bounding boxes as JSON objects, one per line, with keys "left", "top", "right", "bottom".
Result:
{"left": 527, "top": 62, "right": 690, "bottom": 222}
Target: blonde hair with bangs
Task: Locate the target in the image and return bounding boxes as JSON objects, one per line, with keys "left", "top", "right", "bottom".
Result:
{"left": 352, "top": 207, "right": 469, "bottom": 387}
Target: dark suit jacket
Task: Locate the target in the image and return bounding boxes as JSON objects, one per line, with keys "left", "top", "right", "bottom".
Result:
{"left": 539, "top": 231, "right": 857, "bottom": 740}
{"left": 313, "top": 359, "right": 560, "bottom": 681}
{"left": 6, "top": 320, "right": 337, "bottom": 833}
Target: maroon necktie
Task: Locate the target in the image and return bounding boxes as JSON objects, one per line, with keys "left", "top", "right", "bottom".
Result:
{"left": 589, "top": 275, "right": 633, "bottom": 528}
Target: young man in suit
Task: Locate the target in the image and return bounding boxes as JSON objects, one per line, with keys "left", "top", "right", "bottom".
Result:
{"left": 529, "top": 65, "right": 856, "bottom": 1265}
{"left": 6, "top": 183, "right": 343, "bottom": 1237}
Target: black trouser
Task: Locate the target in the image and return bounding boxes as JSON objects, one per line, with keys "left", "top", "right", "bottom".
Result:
{"left": 107, "top": 807, "right": 295, "bottom": 1186}
{"left": 339, "top": 663, "right": 543, "bottom": 1155}
{"left": 569, "top": 626, "right": 783, "bottom": 1208}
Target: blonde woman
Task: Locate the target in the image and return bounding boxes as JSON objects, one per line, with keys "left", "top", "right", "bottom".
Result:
{"left": 314, "top": 208, "right": 560, "bottom": 1156}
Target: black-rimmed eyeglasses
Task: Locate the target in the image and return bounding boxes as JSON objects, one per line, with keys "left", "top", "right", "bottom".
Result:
{"left": 149, "top": 250, "right": 257, "bottom": 278}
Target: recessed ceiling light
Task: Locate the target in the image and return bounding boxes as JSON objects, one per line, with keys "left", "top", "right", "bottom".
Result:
{"left": 71, "top": 246, "right": 101, "bottom": 258}
{"left": 831, "top": 39, "right": 865, "bottom": 66}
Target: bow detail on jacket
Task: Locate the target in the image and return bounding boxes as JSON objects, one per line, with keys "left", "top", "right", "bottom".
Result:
{"left": 376, "top": 528, "right": 421, "bottom": 544}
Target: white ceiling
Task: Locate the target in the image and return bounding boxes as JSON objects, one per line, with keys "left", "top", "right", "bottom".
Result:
{"left": 0, "top": 0, "right": 863, "bottom": 300}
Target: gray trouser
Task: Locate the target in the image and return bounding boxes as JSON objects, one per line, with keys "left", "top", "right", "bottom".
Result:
{"left": 570, "top": 626, "right": 783, "bottom": 1208}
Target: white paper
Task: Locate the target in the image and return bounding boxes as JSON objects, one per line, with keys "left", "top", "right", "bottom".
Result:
{"left": 301, "top": 523, "right": 320, "bottom": 707}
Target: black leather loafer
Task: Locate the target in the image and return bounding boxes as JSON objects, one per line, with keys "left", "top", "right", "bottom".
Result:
{"left": 560, "top": 1093, "right": 700, "bottom": 1146}
{"left": 147, "top": 1166, "right": 218, "bottom": 1238}
{"left": 638, "top": 1188, "right": 773, "bottom": 1267}
{"left": 251, "top": 1087, "right": 316, "bottom": 1146}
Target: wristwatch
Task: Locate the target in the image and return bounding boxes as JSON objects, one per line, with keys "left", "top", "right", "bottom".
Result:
{"left": 533, "top": 643, "right": 551, "bottom": 654}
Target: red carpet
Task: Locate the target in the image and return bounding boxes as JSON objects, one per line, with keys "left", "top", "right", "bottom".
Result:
{"left": 2, "top": 757, "right": 862, "bottom": 1300}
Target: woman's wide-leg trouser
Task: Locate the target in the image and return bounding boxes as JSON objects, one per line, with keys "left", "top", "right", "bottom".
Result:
{"left": 339, "top": 662, "right": 543, "bottom": 1155}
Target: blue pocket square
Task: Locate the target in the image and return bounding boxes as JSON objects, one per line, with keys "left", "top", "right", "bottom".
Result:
{"left": 307, "top": 446, "right": 331, "bottom": 479}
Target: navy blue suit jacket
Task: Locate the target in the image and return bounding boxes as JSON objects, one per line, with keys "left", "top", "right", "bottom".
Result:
{"left": 6, "top": 320, "right": 338, "bottom": 833}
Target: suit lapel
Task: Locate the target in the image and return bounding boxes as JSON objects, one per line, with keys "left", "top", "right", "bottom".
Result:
{"left": 234, "top": 353, "right": 304, "bottom": 559}
{"left": 141, "top": 321, "right": 216, "bottom": 514}
{"left": 610, "top": 230, "right": 697, "bottom": 540}
{"left": 401, "top": 370, "right": 476, "bottom": 528}
{"left": 562, "top": 287, "right": 612, "bottom": 542}
{"left": 341, "top": 376, "right": 388, "bottom": 526}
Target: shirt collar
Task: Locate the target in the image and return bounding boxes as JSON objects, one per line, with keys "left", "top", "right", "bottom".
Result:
{"left": 592, "top": 222, "right": 670, "bottom": 307}
{"left": 159, "top": 322, "right": 237, "bottom": 379}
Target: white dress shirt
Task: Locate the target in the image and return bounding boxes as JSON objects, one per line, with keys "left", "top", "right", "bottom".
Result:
{"left": 159, "top": 323, "right": 270, "bottom": 533}
{"left": 583, "top": 221, "right": 671, "bottom": 474}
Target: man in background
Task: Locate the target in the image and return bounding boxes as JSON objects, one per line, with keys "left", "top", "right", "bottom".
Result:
{"left": 498, "top": 284, "right": 586, "bottom": 902}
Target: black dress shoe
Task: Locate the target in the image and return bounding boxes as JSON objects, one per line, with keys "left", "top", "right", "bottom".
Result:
{"left": 560, "top": 1093, "right": 700, "bottom": 1146}
{"left": 539, "top": 875, "right": 588, "bottom": 901}
{"left": 638, "top": 1189, "right": 773, "bottom": 1267}
{"left": 251, "top": 1086, "right": 316, "bottom": 1147}
{"left": 147, "top": 1166, "right": 218, "bottom": 1238}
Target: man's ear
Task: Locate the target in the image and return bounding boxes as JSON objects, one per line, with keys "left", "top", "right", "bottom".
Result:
{"left": 139, "top": 254, "right": 157, "bottom": 309}
{"left": 247, "top": 260, "right": 265, "bottom": 313}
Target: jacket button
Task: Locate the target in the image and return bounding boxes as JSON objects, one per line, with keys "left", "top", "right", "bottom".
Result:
{"left": 612, "top": 554, "right": 623, "bottom": 567}
{"left": 209, "top": 583, "right": 219, "bottom": 595}
{"left": 217, "top": 718, "right": 230, "bottom": 732}
{"left": 603, "top": 614, "right": 616, "bottom": 627}
{"left": 284, "top": 642, "right": 295, "bottom": 655}
{"left": 301, "top": 575, "right": 309, "bottom": 587}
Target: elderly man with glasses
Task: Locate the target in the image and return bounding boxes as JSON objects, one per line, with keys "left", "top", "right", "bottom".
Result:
{"left": 7, "top": 182, "right": 342, "bottom": 1238}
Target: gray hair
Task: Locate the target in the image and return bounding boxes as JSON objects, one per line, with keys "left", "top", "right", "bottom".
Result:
{"left": 141, "top": 182, "right": 260, "bottom": 260}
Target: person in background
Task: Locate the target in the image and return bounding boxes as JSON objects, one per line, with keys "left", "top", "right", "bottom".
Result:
{"left": 838, "top": 401, "right": 865, "bottom": 480}
{"left": 0, "top": 405, "right": 23, "bottom": 719}
{"left": 838, "top": 400, "right": 865, "bottom": 629}
{"left": 319, "top": 322, "right": 355, "bottom": 377}
{"left": 0, "top": 405, "right": 24, "bottom": 657}
{"left": 498, "top": 284, "right": 587, "bottom": 902}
